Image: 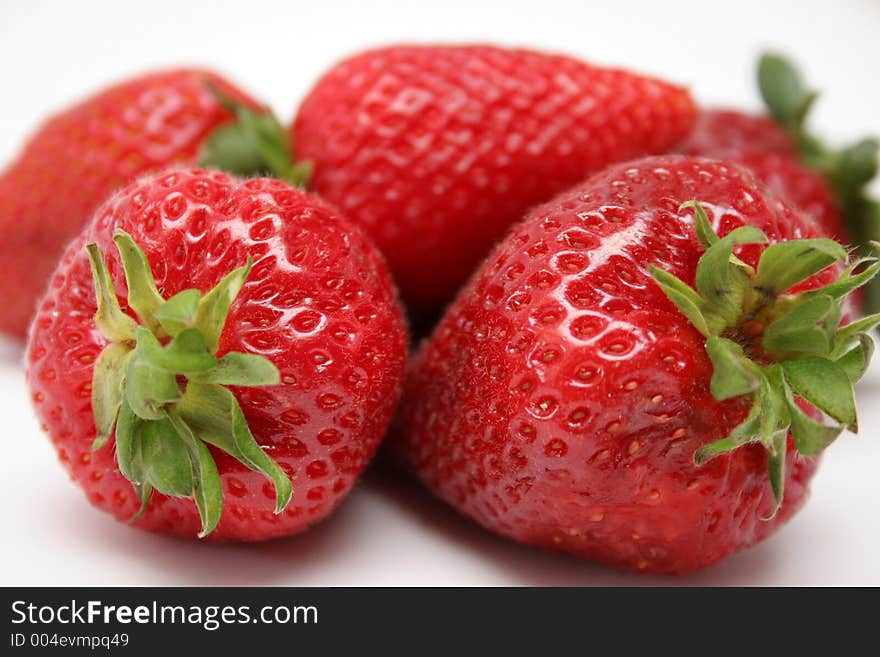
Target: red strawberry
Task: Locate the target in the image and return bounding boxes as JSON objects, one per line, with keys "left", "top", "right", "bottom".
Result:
{"left": 395, "top": 155, "right": 879, "bottom": 574}
{"left": 0, "top": 69, "right": 307, "bottom": 338}
{"left": 289, "top": 45, "right": 697, "bottom": 311}
{"left": 26, "top": 168, "right": 407, "bottom": 540}
{"left": 677, "top": 54, "right": 880, "bottom": 309}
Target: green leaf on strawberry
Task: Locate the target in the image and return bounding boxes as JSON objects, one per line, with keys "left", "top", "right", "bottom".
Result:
{"left": 758, "top": 52, "right": 880, "bottom": 314}
{"left": 199, "top": 85, "right": 312, "bottom": 189}
{"left": 651, "top": 201, "right": 879, "bottom": 516}
{"left": 86, "top": 230, "right": 289, "bottom": 536}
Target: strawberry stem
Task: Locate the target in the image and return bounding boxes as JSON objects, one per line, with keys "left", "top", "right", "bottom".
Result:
{"left": 87, "top": 230, "right": 292, "bottom": 536}
{"left": 651, "top": 201, "right": 880, "bottom": 516}
{"left": 199, "top": 84, "right": 312, "bottom": 189}
{"left": 758, "top": 52, "right": 880, "bottom": 312}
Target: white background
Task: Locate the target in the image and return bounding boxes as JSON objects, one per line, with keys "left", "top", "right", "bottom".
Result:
{"left": 1, "top": 0, "right": 879, "bottom": 586}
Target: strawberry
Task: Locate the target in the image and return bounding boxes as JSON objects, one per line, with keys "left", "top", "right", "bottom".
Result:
{"left": 26, "top": 168, "right": 407, "bottom": 540}
{"left": 0, "top": 69, "right": 308, "bottom": 338}
{"left": 677, "top": 53, "right": 880, "bottom": 309}
{"left": 287, "top": 45, "right": 697, "bottom": 311}
{"left": 395, "top": 155, "right": 879, "bottom": 574}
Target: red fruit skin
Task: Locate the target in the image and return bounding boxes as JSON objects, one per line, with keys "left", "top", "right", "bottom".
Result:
{"left": 678, "top": 110, "right": 847, "bottom": 242}
{"left": 395, "top": 156, "right": 833, "bottom": 574}
{"left": 0, "top": 69, "right": 259, "bottom": 338}
{"left": 26, "top": 169, "right": 408, "bottom": 541}
{"left": 293, "top": 45, "right": 697, "bottom": 310}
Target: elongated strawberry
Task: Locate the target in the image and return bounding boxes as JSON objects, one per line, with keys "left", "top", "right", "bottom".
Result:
{"left": 395, "top": 155, "right": 878, "bottom": 574}
{"left": 287, "top": 45, "right": 696, "bottom": 310}
{"left": 27, "top": 169, "right": 407, "bottom": 540}
{"left": 0, "top": 69, "right": 307, "bottom": 338}
{"left": 678, "top": 53, "right": 880, "bottom": 309}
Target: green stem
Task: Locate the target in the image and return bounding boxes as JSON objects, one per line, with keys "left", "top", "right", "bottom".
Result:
{"left": 652, "top": 201, "right": 880, "bottom": 515}
{"left": 199, "top": 84, "right": 312, "bottom": 189}
{"left": 86, "top": 230, "right": 290, "bottom": 537}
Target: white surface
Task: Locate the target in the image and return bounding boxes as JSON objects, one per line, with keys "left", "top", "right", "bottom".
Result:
{"left": 1, "top": 0, "right": 879, "bottom": 586}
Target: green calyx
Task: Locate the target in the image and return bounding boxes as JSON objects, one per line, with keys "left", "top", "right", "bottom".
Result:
{"left": 87, "top": 230, "right": 292, "bottom": 537}
{"left": 651, "top": 201, "right": 880, "bottom": 517}
{"left": 199, "top": 84, "right": 312, "bottom": 189}
{"left": 758, "top": 52, "right": 880, "bottom": 311}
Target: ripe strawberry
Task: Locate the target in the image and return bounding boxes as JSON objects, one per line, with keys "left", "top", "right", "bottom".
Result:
{"left": 26, "top": 168, "right": 407, "bottom": 540}
{"left": 0, "top": 69, "right": 307, "bottom": 338}
{"left": 677, "top": 54, "right": 880, "bottom": 308}
{"left": 395, "top": 155, "right": 879, "bottom": 574}
{"left": 289, "top": 45, "right": 697, "bottom": 311}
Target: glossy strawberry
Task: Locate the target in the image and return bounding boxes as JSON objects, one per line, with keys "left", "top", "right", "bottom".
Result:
{"left": 290, "top": 45, "right": 697, "bottom": 310}
{"left": 396, "top": 155, "right": 878, "bottom": 574}
{"left": 0, "top": 69, "right": 304, "bottom": 338}
{"left": 27, "top": 168, "right": 407, "bottom": 540}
